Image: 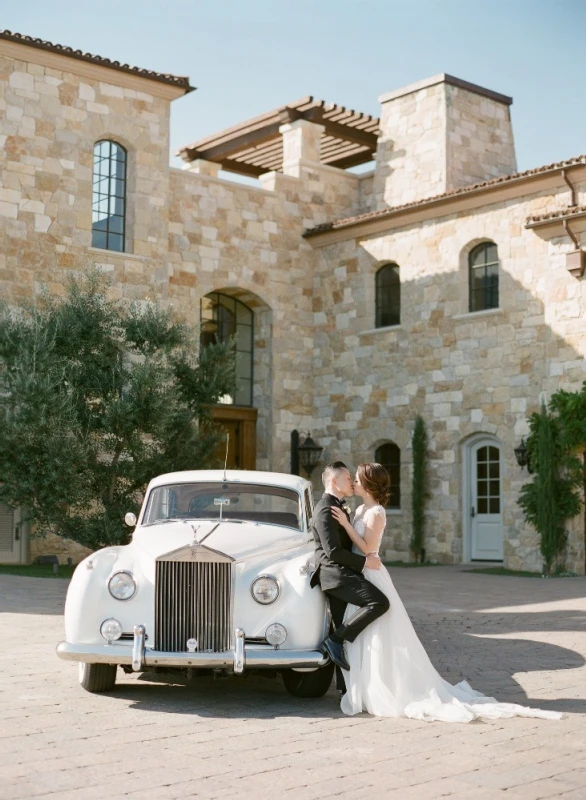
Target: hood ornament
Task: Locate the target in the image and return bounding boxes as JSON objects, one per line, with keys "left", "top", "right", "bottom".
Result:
{"left": 189, "top": 524, "right": 200, "bottom": 557}
{"left": 186, "top": 638, "right": 198, "bottom": 652}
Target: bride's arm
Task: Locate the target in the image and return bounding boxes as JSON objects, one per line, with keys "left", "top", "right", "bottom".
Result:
{"left": 361, "top": 507, "right": 386, "bottom": 555}
{"left": 330, "top": 507, "right": 371, "bottom": 555}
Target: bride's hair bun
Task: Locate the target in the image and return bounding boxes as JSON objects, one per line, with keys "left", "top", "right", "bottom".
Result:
{"left": 356, "top": 463, "right": 391, "bottom": 506}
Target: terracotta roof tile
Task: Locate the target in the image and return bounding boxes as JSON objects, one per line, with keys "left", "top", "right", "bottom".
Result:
{"left": 0, "top": 30, "right": 194, "bottom": 93}
{"left": 526, "top": 206, "right": 586, "bottom": 225}
{"left": 305, "top": 155, "right": 586, "bottom": 236}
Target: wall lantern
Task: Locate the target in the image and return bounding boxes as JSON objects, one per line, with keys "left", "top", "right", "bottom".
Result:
{"left": 514, "top": 438, "right": 533, "bottom": 473}
{"left": 291, "top": 430, "right": 323, "bottom": 478}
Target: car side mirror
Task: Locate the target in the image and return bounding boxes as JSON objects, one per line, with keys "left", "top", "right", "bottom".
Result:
{"left": 124, "top": 512, "right": 137, "bottom": 527}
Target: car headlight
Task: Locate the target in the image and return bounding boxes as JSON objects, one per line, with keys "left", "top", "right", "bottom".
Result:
{"left": 108, "top": 570, "right": 136, "bottom": 601}
{"left": 251, "top": 575, "right": 280, "bottom": 605}
{"left": 100, "top": 618, "right": 123, "bottom": 643}
{"left": 266, "top": 623, "right": 287, "bottom": 646}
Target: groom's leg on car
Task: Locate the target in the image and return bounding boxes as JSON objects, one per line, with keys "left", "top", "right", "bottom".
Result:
{"left": 326, "top": 594, "right": 347, "bottom": 692}
{"left": 326, "top": 579, "right": 389, "bottom": 644}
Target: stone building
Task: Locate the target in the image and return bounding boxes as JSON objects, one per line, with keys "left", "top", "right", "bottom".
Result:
{"left": 1, "top": 31, "right": 585, "bottom": 571}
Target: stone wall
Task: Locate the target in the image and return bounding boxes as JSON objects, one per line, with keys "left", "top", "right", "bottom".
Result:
{"left": 167, "top": 156, "right": 364, "bottom": 472}
{"left": 373, "top": 75, "right": 517, "bottom": 210}
{"left": 0, "top": 46, "right": 173, "bottom": 308}
{"left": 445, "top": 83, "right": 517, "bottom": 189}
{"left": 311, "top": 180, "right": 586, "bottom": 574}
{"left": 29, "top": 531, "right": 92, "bottom": 565}
{"left": 1, "top": 41, "right": 584, "bottom": 573}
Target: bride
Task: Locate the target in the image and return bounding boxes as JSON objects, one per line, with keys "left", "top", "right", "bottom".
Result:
{"left": 330, "top": 463, "right": 562, "bottom": 723}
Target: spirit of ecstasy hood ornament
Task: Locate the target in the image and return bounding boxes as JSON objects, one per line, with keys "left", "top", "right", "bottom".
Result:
{"left": 189, "top": 524, "right": 200, "bottom": 557}
{"left": 186, "top": 521, "right": 221, "bottom": 557}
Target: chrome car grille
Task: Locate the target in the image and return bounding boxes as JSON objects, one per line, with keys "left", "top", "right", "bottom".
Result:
{"left": 155, "top": 561, "right": 232, "bottom": 652}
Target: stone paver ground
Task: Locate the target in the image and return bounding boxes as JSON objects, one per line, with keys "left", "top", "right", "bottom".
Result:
{"left": 1, "top": 566, "right": 585, "bottom": 800}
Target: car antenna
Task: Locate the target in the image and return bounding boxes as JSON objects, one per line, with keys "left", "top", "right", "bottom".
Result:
{"left": 223, "top": 432, "right": 229, "bottom": 483}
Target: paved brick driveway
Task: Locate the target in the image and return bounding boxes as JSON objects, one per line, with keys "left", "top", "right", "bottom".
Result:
{"left": 1, "top": 567, "right": 585, "bottom": 800}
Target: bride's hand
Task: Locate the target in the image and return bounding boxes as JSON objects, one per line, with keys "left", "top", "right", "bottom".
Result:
{"left": 331, "top": 506, "right": 351, "bottom": 530}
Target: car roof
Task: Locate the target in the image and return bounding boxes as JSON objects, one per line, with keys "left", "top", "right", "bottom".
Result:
{"left": 147, "top": 470, "right": 312, "bottom": 493}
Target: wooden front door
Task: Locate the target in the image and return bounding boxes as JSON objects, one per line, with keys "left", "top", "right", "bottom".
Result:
{"left": 211, "top": 406, "right": 257, "bottom": 470}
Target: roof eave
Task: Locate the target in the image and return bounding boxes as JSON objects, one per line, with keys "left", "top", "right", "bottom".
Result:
{"left": 304, "top": 162, "right": 586, "bottom": 245}
{"left": 0, "top": 30, "right": 195, "bottom": 98}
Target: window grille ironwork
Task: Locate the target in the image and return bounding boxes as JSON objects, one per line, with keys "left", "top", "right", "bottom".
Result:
{"left": 375, "top": 264, "right": 400, "bottom": 328}
{"left": 201, "top": 293, "right": 253, "bottom": 406}
{"left": 476, "top": 445, "right": 501, "bottom": 515}
{"left": 469, "top": 242, "right": 499, "bottom": 312}
{"left": 92, "top": 140, "right": 127, "bottom": 253}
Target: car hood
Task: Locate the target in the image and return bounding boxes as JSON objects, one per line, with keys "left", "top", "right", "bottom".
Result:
{"left": 130, "top": 520, "right": 309, "bottom": 562}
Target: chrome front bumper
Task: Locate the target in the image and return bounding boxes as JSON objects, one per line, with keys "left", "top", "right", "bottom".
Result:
{"left": 56, "top": 626, "right": 328, "bottom": 674}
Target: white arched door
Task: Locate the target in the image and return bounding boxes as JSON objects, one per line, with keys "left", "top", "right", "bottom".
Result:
{"left": 466, "top": 439, "right": 504, "bottom": 561}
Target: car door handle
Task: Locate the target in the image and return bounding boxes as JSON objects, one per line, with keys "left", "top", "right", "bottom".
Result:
{"left": 470, "top": 507, "right": 475, "bottom": 518}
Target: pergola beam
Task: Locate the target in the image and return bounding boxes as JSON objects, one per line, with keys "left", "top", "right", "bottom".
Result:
{"left": 177, "top": 97, "right": 380, "bottom": 175}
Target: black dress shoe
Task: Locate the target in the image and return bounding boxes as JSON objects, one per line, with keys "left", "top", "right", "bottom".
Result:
{"left": 322, "top": 636, "right": 350, "bottom": 671}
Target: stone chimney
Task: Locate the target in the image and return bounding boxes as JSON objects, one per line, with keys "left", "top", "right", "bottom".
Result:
{"left": 372, "top": 74, "right": 517, "bottom": 209}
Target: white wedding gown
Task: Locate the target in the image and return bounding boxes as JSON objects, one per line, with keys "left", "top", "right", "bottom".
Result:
{"left": 340, "top": 505, "right": 562, "bottom": 722}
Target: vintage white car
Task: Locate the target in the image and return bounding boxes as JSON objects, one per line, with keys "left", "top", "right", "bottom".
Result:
{"left": 56, "top": 470, "right": 334, "bottom": 697}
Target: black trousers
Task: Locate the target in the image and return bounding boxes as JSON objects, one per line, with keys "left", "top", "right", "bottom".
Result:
{"left": 325, "top": 576, "right": 390, "bottom": 645}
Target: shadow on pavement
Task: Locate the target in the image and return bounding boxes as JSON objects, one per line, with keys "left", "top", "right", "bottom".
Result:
{"left": 106, "top": 673, "right": 344, "bottom": 720}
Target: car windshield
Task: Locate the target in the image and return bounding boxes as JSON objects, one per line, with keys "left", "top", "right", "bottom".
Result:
{"left": 142, "top": 482, "right": 303, "bottom": 531}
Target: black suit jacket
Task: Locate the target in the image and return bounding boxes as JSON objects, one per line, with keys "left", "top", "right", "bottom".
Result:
{"left": 310, "top": 493, "right": 366, "bottom": 591}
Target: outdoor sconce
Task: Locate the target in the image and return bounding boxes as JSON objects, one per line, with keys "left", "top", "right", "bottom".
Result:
{"left": 291, "top": 430, "right": 323, "bottom": 478}
{"left": 514, "top": 438, "right": 533, "bottom": 473}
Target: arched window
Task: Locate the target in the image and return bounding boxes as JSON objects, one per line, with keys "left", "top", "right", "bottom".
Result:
{"left": 375, "top": 442, "right": 400, "bottom": 510}
{"left": 92, "top": 140, "right": 127, "bottom": 252}
{"left": 375, "top": 263, "right": 400, "bottom": 328}
{"left": 469, "top": 242, "right": 499, "bottom": 312}
{"left": 201, "top": 293, "right": 253, "bottom": 406}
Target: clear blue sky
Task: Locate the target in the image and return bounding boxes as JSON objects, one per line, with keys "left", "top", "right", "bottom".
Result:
{"left": 3, "top": 1, "right": 585, "bottom": 172}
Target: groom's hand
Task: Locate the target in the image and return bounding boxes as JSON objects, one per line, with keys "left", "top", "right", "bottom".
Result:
{"left": 365, "top": 554, "right": 381, "bottom": 570}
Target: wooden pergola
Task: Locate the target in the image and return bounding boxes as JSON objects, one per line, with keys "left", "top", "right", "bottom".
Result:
{"left": 177, "top": 97, "right": 379, "bottom": 177}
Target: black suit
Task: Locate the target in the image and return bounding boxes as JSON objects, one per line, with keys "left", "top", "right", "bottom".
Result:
{"left": 310, "top": 493, "right": 390, "bottom": 688}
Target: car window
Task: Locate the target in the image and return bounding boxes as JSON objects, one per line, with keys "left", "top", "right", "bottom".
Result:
{"left": 143, "top": 482, "right": 302, "bottom": 531}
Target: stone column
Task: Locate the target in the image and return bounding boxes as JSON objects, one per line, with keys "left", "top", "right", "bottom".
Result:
{"left": 372, "top": 74, "right": 517, "bottom": 210}
{"left": 279, "top": 119, "right": 325, "bottom": 176}
{"left": 182, "top": 158, "right": 221, "bottom": 178}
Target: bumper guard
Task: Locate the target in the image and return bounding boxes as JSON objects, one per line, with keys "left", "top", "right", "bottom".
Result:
{"left": 57, "top": 625, "right": 329, "bottom": 673}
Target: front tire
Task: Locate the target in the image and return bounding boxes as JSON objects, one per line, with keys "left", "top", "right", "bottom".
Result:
{"left": 78, "top": 662, "right": 117, "bottom": 693}
{"left": 282, "top": 661, "right": 334, "bottom": 698}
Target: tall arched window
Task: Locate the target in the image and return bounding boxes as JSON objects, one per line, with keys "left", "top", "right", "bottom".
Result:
{"left": 375, "top": 263, "right": 400, "bottom": 328}
{"left": 201, "top": 293, "right": 253, "bottom": 406}
{"left": 469, "top": 242, "right": 499, "bottom": 312}
{"left": 375, "top": 442, "right": 400, "bottom": 509}
{"left": 92, "top": 140, "right": 127, "bottom": 252}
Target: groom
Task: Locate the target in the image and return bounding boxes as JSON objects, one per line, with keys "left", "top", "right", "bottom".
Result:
{"left": 310, "top": 462, "right": 390, "bottom": 689}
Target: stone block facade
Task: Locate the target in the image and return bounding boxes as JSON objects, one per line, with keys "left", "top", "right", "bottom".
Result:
{"left": 373, "top": 75, "right": 517, "bottom": 209}
{"left": 0, "top": 34, "right": 585, "bottom": 572}
{"left": 310, "top": 185, "right": 586, "bottom": 574}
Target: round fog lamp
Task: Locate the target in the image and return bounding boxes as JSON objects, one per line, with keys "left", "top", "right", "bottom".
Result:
{"left": 100, "top": 618, "right": 123, "bottom": 643}
{"left": 108, "top": 570, "right": 136, "bottom": 601}
{"left": 266, "top": 623, "right": 287, "bottom": 647}
{"left": 251, "top": 575, "right": 280, "bottom": 605}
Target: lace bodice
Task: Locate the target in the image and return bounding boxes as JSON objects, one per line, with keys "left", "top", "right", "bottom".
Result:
{"left": 352, "top": 504, "right": 386, "bottom": 555}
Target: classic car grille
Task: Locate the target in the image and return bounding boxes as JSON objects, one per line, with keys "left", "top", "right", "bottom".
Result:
{"left": 155, "top": 561, "right": 232, "bottom": 652}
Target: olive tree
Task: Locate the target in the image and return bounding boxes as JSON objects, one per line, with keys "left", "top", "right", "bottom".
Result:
{"left": 0, "top": 271, "right": 235, "bottom": 550}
